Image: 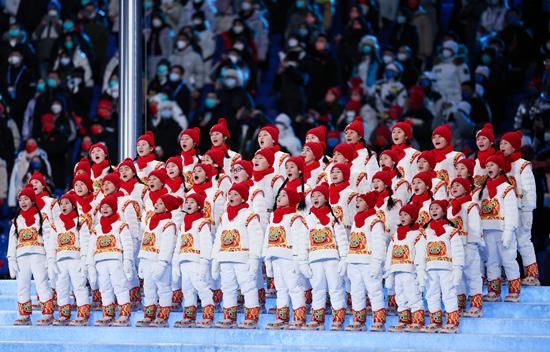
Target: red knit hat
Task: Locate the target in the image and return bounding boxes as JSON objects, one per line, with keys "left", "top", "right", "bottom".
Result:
{"left": 103, "top": 172, "right": 121, "bottom": 189}
{"left": 486, "top": 152, "right": 507, "bottom": 172}
{"left": 74, "top": 157, "right": 91, "bottom": 175}
{"left": 412, "top": 171, "right": 433, "bottom": 190}
{"left": 312, "top": 182, "right": 329, "bottom": 200}
{"left": 159, "top": 194, "right": 183, "bottom": 211}
{"left": 357, "top": 191, "right": 378, "bottom": 209}
{"left": 306, "top": 126, "right": 327, "bottom": 144}
{"left": 148, "top": 168, "right": 168, "bottom": 184}
{"left": 229, "top": 183, "right": 249, "bottom": 201}
{"left": 345, "top": 100, "right": 361, "bottom": 113}
{"left": 282, "top": 187, "right": 301, "bottom": 209}
{"left": 372, "top": 170, "right": 392, "bottom": 188}
{"left": 432, "top": 124, "right": 452, "bottom": 144}
{"left": 457, "top": 158, "right": 475, "bottom": 177}
{"left": 186, "top": 192, "right": 206, "bottom": 209}
{"left": 166, "top": 156, "right": 182, "bottom": 172}
{"left": 260, "top": 125, "right": 279, "bottom": 144}
{"left": 380, "top": 149, "right": 399, "bottom": 164}
{"left": 194, "top": 163, "right": 214, "bottom": 179}
{"left": 418, "top": 150, "right": 436, "bottom": 170}
{"left": 476, "top": 123, "right": 496, "bottom": 145}
{"left": 304, "top": 142, "right": 324, "bottom": 160}
{"left": 118, "top": 157, "right": 137, "bottom": 174}
{"left": 345, "top": 116, "right": 364, "bottom": 137}
{"left": 332, "top": 163, "right": 350, "bottom": 182}
{"left": 18, "top": 185, "right": 36, "bottom": 203}
{"left": 430, "top": 199, "right": 448, "bottom": 213}
{"left": 333, "top": 143, "right": 358, "bottom": 161}
{"left": 255, "top": 148, "right": 275, "bottom": 166}
{"left": 210, "top": 118, "right": 230, "bottom": 138}
{"left": 89, "top": 143, "right": 109, "bottom": 156}
{"left": 73, "top": 173, "right": 93, "bottom": 192}
{"left": 392, "top": 120, "right": 413, "bottom": 140}
{"left": 100, "top": 194, "right": 118, "bottom": 213}
{"left": 137, "top": 131, "right": 155, "bottom": 148}
{"left": 60, "top": 192, "right": 77, "bottom": 208}
{"left": 179, "top": 127, "right": 200, "bottom": 145}
{"left": 29, "top": 172, "right": 47, "bottom": 187}
{"left": 234, "top": 159, "right": 253, "bottom": 177}
{"left": 501, "top": 130, "right": 522, "bottom": 151}
{"left": 400, "top": 203, "right": 420, "bottom": 222}
{"left": 451, "top": 177, "right": 471, "bottom": 192}
{"left": 206, "top": 149, "right": 225, "bottom": 168}
{"left": 285, "top": 156, "right": 305, "bottom": 173}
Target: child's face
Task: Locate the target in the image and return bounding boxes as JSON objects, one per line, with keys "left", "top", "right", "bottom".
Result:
{"left": 30, "top": 179, "right": 44, "bottom": 194}
{"left": 193, "top": 167, "right": 208, "bottom": 184}
{"left": 118, "top": 165, "right": 134, "bottom": 182}
{"left": 154, "top": 199, "right": 167, "bottom": 214}
{"left": 276, "top": 190, "right": 290, "bottom": 208}
{"left": 455, "top": 163, "right": 469, "bottom": 178}
{"left": 333, "top": 151, "right": 347, "bottom": 164}
{"left": 202, "top": 154, "right": 215, "bottom": 167}
{"left": 399, "top": 211, "right": 413, "bottom": 226}
{"left": 416, "top": 157, "right": 431, "bottom": 172}
{"left": 372, "top": 179, "right": 386, "bottom": 192}
{"left": 499, "top": 140, "right": 514, "bottom": 157}
{"left": 166, "top": 162, "right": 181, "bottom": 178}
{"left": 18, "top": 195, "right": 32, "bottom": 211}
{"left": 73, "top": 180, "right": 89, "bottom": 197}
{"left": 356, "top": 197, "right": 368, "bottom": 212}
{"left": 412, "top": 178, "right": 427, "bottom": 195}
{"left": 450, "top": 182, "right": 467, "bottom": 198}
{"left": 252, "top": 154, "right": 269, "bottom": 171}
{"left": 429, "top": 204, "right": 444, "bottom": 219}
{"left": 379, "top": 154, "right": 394, "bottom": 168}
{"left": 305, "top": 134, "right": 321, "bottom": 143}
{"left": 90, "top": 148, "right": 106, "bottom": 164}
{"left": 330, "top": 167, "right": 344, "bottom": 184}
{"left": 345, "top": 129, "right": 360, "bottom": 144}
{"left": 148, "top": 176, "right": 163, "bottom": 191}
{"left": 231, "top": 165, "right": 249, "bottom": 183}
{"left": 285, "top": 162, "right": 300, "bottom": 180}
{"left": 311, "top": 191, "right": 327, "bottom": 208}
{"left": 136, "top": 140, "right": 153, "bottom": 157}
{"left": 486, "top": 161, "right": 500, "bottom": 179}
{"left": 179, "top": 135, "right": 194, "bottom": 152}
{"left": 476, "top": 135, "right": 490, "bottom": 151}
{"left": 210, "top": 131, "right": 224, "bottom": 147}
{"left": 258, "top": 131, "right": 274, "bottom": 148}
{"left": 59, "top": 198, "right": 74, "bottom": 214}
{"left": 301, "top": 147, "right": 315, "bottom": 164}
{"left": 101, "top": 180, "right": 116, "bottom": 195}
{"left": 392, "top": 127, "right": 406, "bottom": 145}
{"left": 432, "top": 134, "right": 447, "bottom": 149}
{"left": 184, "top": 198, "right": 199, "bottom": 213}
{"left": 228, "top": 190, "right": 243, "bottom": 206}
{"left": 100, "top": 204, "right": 113, "bottom": 217}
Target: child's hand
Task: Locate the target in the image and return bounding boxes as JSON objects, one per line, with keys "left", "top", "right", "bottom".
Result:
{"left": 338, "top": 260, "right": 348, "bottom": 277}
{"left": 124, "top": 259, "right": 136, "bottom": 281}
{"left": 211, "top": 260, "right": 220, "bottom": 281}
{"left": 264, "top": 259, "right": 273, "bottom": 278}
{"left": 8, "top": 259, "right": 18, "bottom": 279}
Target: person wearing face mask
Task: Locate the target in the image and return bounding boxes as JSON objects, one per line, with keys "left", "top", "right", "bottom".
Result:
{"left": 216, "top": 69, "right": 254, "bottom": 137}
{"left": 67, "top": 67, "right": 93, "bottom": 118}
{"left": 479, "top": 0, "right": 508, "bottom": 34}
{"left": 169, "top": 33, "right": 206, "bottom": 91}
{"left": 188, "top": 92, "right": 223, "bottom": 148}
{"left": 78, "top": 2, "right": 108, "bottom": 84}
{"left": 0, "top": 103, "right": 18, "bottom": 172}
{"left": 53, "top": 36, "right": 94, "bottom": 87}
{"left": 239, "top": 0, "right": 269, "bottom": 62}
{"left": 303, "top": 34, "right": 339, "bottom": 107}
{"left": 148, "top": 59, "right": 172, "bottom": 95}
{"left": 396, "top": 46, "right": 419, "bottom": 89}
{"left": 181, "top": 0, "right": 217, "bottom": 32}
{"left": 148, "top": 94, "right": 188, "bottom": 159}
{"left": 374, "top": 62, "right": 408, "bottom": 113}
{"left": 32, "top": 1, "right": 63, "bottom": 78}
{"left": 190, "top": 13, "right": 215, "bottom": 84}
{"left": 166, "top": 65, "right": 192, "bottom": 116}
{"left": 146, "top": 14, "right": 173, "bottom": 77}
{"left": 389, "top": 10, "right": 418, "bottom": 57}
{"left": 408, "top": 0, "right": 434, "bottom": 66}
{"left": 274, "top": 50, "right": 307, "bottom": 120}
{"left": 460, "top": 80, "right": 492, "bottom": 126}
{"left": 432, "top": 40, "right": 470, "bottom": 104}
{"left": 338, "top": 16, "right": 369, "bottom": 82}
{"left": 356, "top": 35, "right": 381, "bottom": 90}
{"left": 2, "top": 50, "right": 33, "bottom": 129}
{"left": 284, "top": 0, "right": 312, "bottom": 40}
{"left": 160, "top": 0, "right": 184, "bottom": 30}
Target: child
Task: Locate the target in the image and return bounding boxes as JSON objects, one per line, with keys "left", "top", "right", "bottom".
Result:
{"left": 88, "top": 143, "right": 113, "bottom": 194}
{"left": 329, "top": 143, "right": 369, "bottom": 193}
{"left": 410, "top": 171, "right": 435, "bottom": 227}
{"left": 344, "top": 117, "right": 379, "bottom": 182}
{"left": 431, "top": 124, "right": 464, "bottom": 187}
{"left": 473, "top": 124, "right": 497, "bottom": 189}
{"left": 209, "top": 118, "right": 242, "bottom": 175}
{"left": 173, "top": 193, "right": 215, "bottom": 328}
{"left": 390, "top": 120, "right": 420, "bottom": 182}
{"left": 302, "top": 183, "right": 349, "bottom": 331}
{"left": 118, "top": 158, "right": 147, "bottom": 212}
{"left": 203, "top": 149, "right": 233, "bottom": 195}
{"left": 178, "top": 128, "right": 201, "bottom": 188}
{"left": 305, "top": 125, "right": 331, "bottom": 167}
{"left": 448, "top": 177, "right": 483, "bottom": 317}
{"left": 378, "top": 150, "right": 411, "bottom": 203}
{"left": 455, "top": 158, "right": 475, "bottom": 188}
{"left": 142, "top": 169, "right": 169, "bottom": 223}
{"left": 263, "top": 188, "right": 308, "bottom": 330}
{"left": 165, "top": 156, "right": 186, "bottom": 200}
{"left": 420, "top": 200, "right": 464, "bottom": 333}
{"left": 280, "top": 156, "right": 310, "bottom": 211}
{"left": 476, "top": 153, "right": 521, "bottom": 302}
{"left": 328, "top": 163, "right": 357, "bottom": 229}
{"left": 301, "top": 142, "right": 327, "bottom": 188}
{"left": 136, "top": 194, "right": 181, "bottom": 327}
{"left": 416, "top": 151, "right": 448, "bottom": 200}
{"left": 51, "top": 193, "right": 91, "bottom": 326}
{"left": 74, "top": 157, "right": 91, "bottom": 176}
{"left": 8, "top": 187, "right": 55, "bottom": 326}
{"left": 211, "top": 183, "right": 263, "bottom": 329}
{"left": 134, "top": 131, "right": 164, "bottom": 183}
{"left": 87, "top": 194, "right": 135, "bottom": 326}
{"left": 187, "top": 163, "right": 225, "bottom": 230}
{"left": 384, "top": 203, "right": 425, "bottom": 332}
{"left": 500, "top": 131, "right": 539, "bottom": 286}
{"left": 258, "top": 125, "right": 290, "bottom": 176}
{"left": 346, "top": 191, "right": 387, "bottom": 332}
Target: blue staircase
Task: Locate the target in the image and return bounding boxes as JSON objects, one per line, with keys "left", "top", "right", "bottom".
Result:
{"left": 0, "top": 280, "right": 549, "bottom": 352}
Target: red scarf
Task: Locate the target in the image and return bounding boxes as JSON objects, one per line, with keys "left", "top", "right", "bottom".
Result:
{"left": 227, "top": 203, "right": 249, "bottom": 221}
{"left": 183, "top": 211, "right": 203, "bottom": 231}
{"left": 165, "top": 176, "right": 183, "bottom": 193}
{"left": 192, "top": 180, "right": 212, "bottom": 196}
{"left": 504, "top": 151, "right": 522, "bottom": 165}
{"left": 211, "top": 144, "right": 228, "bottom": 155}
{"left": 60, "top": 211, "right": 77, "bottom": 230}
{"left": 34, "top": 191, "right": 49, "bottom": 210}
{"left": 149, "top": 211, "right": 172, "bottom": 230}
{"left": 477, "top": 147, "right": 496, "bottom": 168}
{"left": 253, "top": 167, "right": 274, "bottom": 182}
{"left": 430, "top": 219, "right": 448, "bottom": 236}
{"left": 411, "top": 191, "right": 431, "bottom": 206}
{"left": 136, "top": 153, "right": 156, "bottom": 170}
{"left": 91, "top": 160, "right": 109, "bottom": 178}
{"left": 20, "top": 206, "right": 38, "bottom": 226}
{"left": 148, "top": 187, "right": 168, "bottom": 205}
{"left": 237, "top": 179, "right": 254, "bottom": 189}
{"left": 382, "top": 166, "right": 397, "bottom": 180}
{"left": 329, "top": 181, "right": 350, "bottom": 204}
{"left": 100, "top": 213, "right": 119, "bottom": 233}
{"left": 352, "top": 142, "right": 364, "bottom": 152}
{"left": 451, "top": 194, "right": 472, "bottom": 216}
{"left": 432, "top": 145, "right": 454, "bottom": 163}
{"left": 285, "top": 178, "right": 302, "bottom": 193}
{"left": 75, "top": 193, "right": 93, "bottom": 213}
{"left": 304, "top": 160, "right": 320, "bottom": 181}
{"left": 486, "top": 174, "right": 507, "bottom": 198}
{"left": 390, "top": 144, "right": 408, "bottom": 163}
{"left": 269, "top": 144, "right": 281, "bottom": 152}
{"left": 181, "top": 149, "right": 196, "bottom": 166}
{"left": 354, "top": 208, "right": 376, "bottom": 228}
{"left": 397, "top": 223, "right": 418, "bottom": 241}
{"left": 310, "top": 205, "right": 330, "bottom": 225}
{"left": 120, "top": 178, "right": 138, "bottom": 195}
{"left": 375, "top": 189, "right": 389, "bottom": 208}
{"left": 273, "top": 206, "right": 295, "bottom": 224}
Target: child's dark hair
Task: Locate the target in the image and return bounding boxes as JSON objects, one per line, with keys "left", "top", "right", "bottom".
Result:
{"left": 387, "top": 188, "right": 396, "bottom": 210}
{"left": 359, "top": 137, "right": 376, "bottom": 158}
{"left": 272, "top": 174, "right": 307, "bottom": 212}
{"left": 328, "top": 204, "right": 340, "bottom": 224}
{"left": 477, "top": 171, "right": 512, "bottom": 201}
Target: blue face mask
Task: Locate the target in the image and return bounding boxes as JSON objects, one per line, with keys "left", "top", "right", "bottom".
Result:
{"left": 384, "top": 70, "right": 395, "bottom": 80}
{"left": 298, "top": 28, "right": 308, "bottom": 37}
{"left": 65, "top": 41, "right": 74, "bottom": 50}
{"left": 160, "top": 109, "right": 172, "bottom": 118}
{"left": 461, "top": 91, "right": 472, "bottom": 100}
{"left": 8, "top": 29, "right": 20, "bottom": 37}
{"left": 419, "top": 79, "right": 431, "bottom": 89}
{"left": 47, "top": 78, "right": 58, "bottom": 88}
{"left": 481, "top": 54, "right": 491, "bottom": 65}
{"left": 296, "top": 0, "right": 305, "bottom": 8}
{"left": 475, "top": 74, "right": 485, "bottom": 84}
{"left": 109, "top": 80, "right": 119, "bottom": 89}
{"left": 144, "top": 1, "right": 153, "bottom": 10}
{"left": 224, "top": 77, "right": 237, "bottom": 88}
{"left": 36, "top": 81, "right": 46, "bottom": 93}
{"left": 362, "top": 45, "right": 372, "bottom": 54}
{"left": 157, "top": 65, "right": 168, "bottom": 75}
{"left": 396, "top": 16, "right": 406, "bottom": 24}
{"left": 63, "top": 21, "right": 74, "bottom": 32}
{"left": 30, "top": 160, "right": 42, "bottom": 170}
{"left": 205, "top": 97, "right": 217, "bottom": 109}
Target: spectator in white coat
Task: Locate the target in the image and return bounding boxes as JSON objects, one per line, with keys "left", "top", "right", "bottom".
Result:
{"left": 275, "top": 113, "right": 302, "bottom": 156}
{"left": 169, "top": 32, "right": 206, "bottom": 91}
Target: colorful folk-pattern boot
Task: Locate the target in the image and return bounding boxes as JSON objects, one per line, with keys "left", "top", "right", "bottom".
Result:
{"left": 345, "top": 308, "right": 367, "bottom": 331}
{"left": 371, "top": 308, "right": 386, "bottom": 332}
{"left": 389, "top": 309, "right": 411, "bottom": 332}
{"left": 112, "top": 303, "right": 131, "bottom": 327}
{"left": 171, "top": 289, "right": 183, "bottom": 311}
{"left": 197, "top": 305, "right": 215, "bottom": 328}
{"left": 212, "top": 289, "right": 223, "bottom": 312}
{"left": 386, "top": 294, "right": 397, "bottom": 315}
{"left": 129, "top": 287, "right": 141, "bottom": 311}
{"left": 37, "top": 299, "right": 55, "bottom": 326}
{"left": 422, "top": 310, "right": 442, "bottom": 332}
{"left": 305, "top": 308, "right": 325, "bottom": 330}
{"left": 258, "top": 289, "right": 266, "bottom": 313}
{"left": 405, "top": 310, "right": 425, "bottom": 332}
{"left": 91, "top": 290, "right": 102, "bottom": 310}
{"left": 463, "top": 295, "right": 482, "bottom": 318}
{"left": 239, "top": 306, "right": 260, "bottom": 329}
{"left": 137, "top": 305, "right": 157, "bottom": 327}
{"left": 457, "top": 294, "right": 467, "bottom": 312}
{"left": 483, "top": 279, "right": 502, "bottom": 302}
{"left": 14, "top": 301, "right": 32, "bottom": 326}
{"left": 504, "top": 278, "right": 521, "bottom": 302}
{"left": 216, "top": 306, "right": 237, "bottom": 328}
{"left": 330, "top": 308, "right": 346, "bottom": 330}
{"left": 266, "top": 306, "right": 290, "bottom": 330}
{"left": 266, "top": 278, "right": 276, "bottom": 297}
{"left": 152, "top": 306, "right": 170, "bottom": 327}
{"left": 304, "top": 290, "right": 312, "bottom": 308}
{"left": 288, "top": 306, "right": 307, "bottom": 330}
{"left": 95, "top": 304, "right": 116, "bottom": 326}
{"left": 522, "top": 263, "right": 540, "bottom": 286}
{"left": 440, "top": 311, "right": 460, "bottom": 334}
{"left": 53, "top": 304, "right": 71, "bottom": 326}
{"left": 175, "top": 305, "right": 197, "bottom": 328}
{"left": 69, "top": 304, "right": 90, "bottom": 326}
